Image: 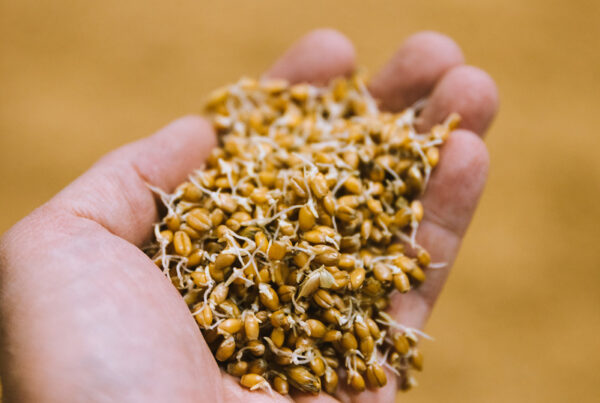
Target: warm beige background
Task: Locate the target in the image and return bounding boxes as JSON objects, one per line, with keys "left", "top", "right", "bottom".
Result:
{"left": 1, "top": 1, "right": 599, "bottom": 402}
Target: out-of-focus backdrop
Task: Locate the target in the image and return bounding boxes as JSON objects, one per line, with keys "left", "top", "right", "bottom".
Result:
{"left": 1, "top": 1, "right": 599, "bottom": 402}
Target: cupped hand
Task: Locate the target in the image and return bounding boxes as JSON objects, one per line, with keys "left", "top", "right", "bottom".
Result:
{"left": 0, "top": 29, "right": 498, "bottom": 403}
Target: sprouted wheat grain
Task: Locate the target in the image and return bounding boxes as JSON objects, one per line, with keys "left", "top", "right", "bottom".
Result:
{"left": 144, "top": 72, "right": 459, "bottom": 395}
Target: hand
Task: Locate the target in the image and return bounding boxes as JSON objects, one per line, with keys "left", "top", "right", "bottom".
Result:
{"left": 0, "top": 29, "right": 498, "bottom": 403}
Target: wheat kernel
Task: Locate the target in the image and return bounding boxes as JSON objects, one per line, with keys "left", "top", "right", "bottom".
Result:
{"left": 173, "top": 230, "right": 192, "bottom": 256}
{"left": 240, "top": 373, "right": 267, "bottom": 389}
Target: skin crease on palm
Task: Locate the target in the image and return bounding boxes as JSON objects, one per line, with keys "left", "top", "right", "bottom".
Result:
{"left": 0, "top": 29, "right": 498, "bottom": 403}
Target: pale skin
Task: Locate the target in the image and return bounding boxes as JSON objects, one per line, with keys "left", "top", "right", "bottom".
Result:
{"left": 0, "top": 29, "right": 498, "bottom": 403}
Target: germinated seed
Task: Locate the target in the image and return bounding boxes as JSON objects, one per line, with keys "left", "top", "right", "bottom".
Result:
{"left": 145, "top": 74, "right": 455, "bottom": 396}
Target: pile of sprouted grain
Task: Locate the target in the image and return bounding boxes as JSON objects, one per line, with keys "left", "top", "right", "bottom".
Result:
{"left": 144, "top": 73, "right": 459, "bottom": 396}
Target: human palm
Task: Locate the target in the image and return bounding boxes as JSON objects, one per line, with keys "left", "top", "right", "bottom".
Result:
{"left": 0, "top": 29, "right": 497, "bottom": 403}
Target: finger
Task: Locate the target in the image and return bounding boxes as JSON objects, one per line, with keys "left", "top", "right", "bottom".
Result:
{"left": 51, "top": 116, "right": 216, "bottom": 246}
{"left": 369, "top": 31, "right": 464, "bottom": 112}
{"left": 333, "top": 371, "right": 399, "bottom": 403}
{"left": 389, "top": 129, "right": 490, "bottom": 329}
{"left": 418, "top": 65, "right": 499, "bottom": 135}
{"left": 265, "top": 28, "right": 356, "bottom": 84}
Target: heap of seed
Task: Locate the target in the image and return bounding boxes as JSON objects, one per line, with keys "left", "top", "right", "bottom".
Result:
{"left": 144, "top": 73, "right": 459, "bottom": 395}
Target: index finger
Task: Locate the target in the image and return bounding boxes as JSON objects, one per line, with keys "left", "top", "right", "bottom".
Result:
{"left": 265, "top": 28, "right": 356, "bottom": 84}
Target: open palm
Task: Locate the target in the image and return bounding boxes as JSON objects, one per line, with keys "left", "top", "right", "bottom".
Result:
{"left": 0, "top": 29, "right": 497, "bottom": 403}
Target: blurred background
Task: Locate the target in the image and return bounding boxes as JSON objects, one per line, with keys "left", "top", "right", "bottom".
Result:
{"left": 1, "top": 0, "right": 599, "bottom": 401}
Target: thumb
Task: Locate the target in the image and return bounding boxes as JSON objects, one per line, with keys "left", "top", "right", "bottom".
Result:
{"left": 51, "top": 115, "right": 216, "bottom": 246}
